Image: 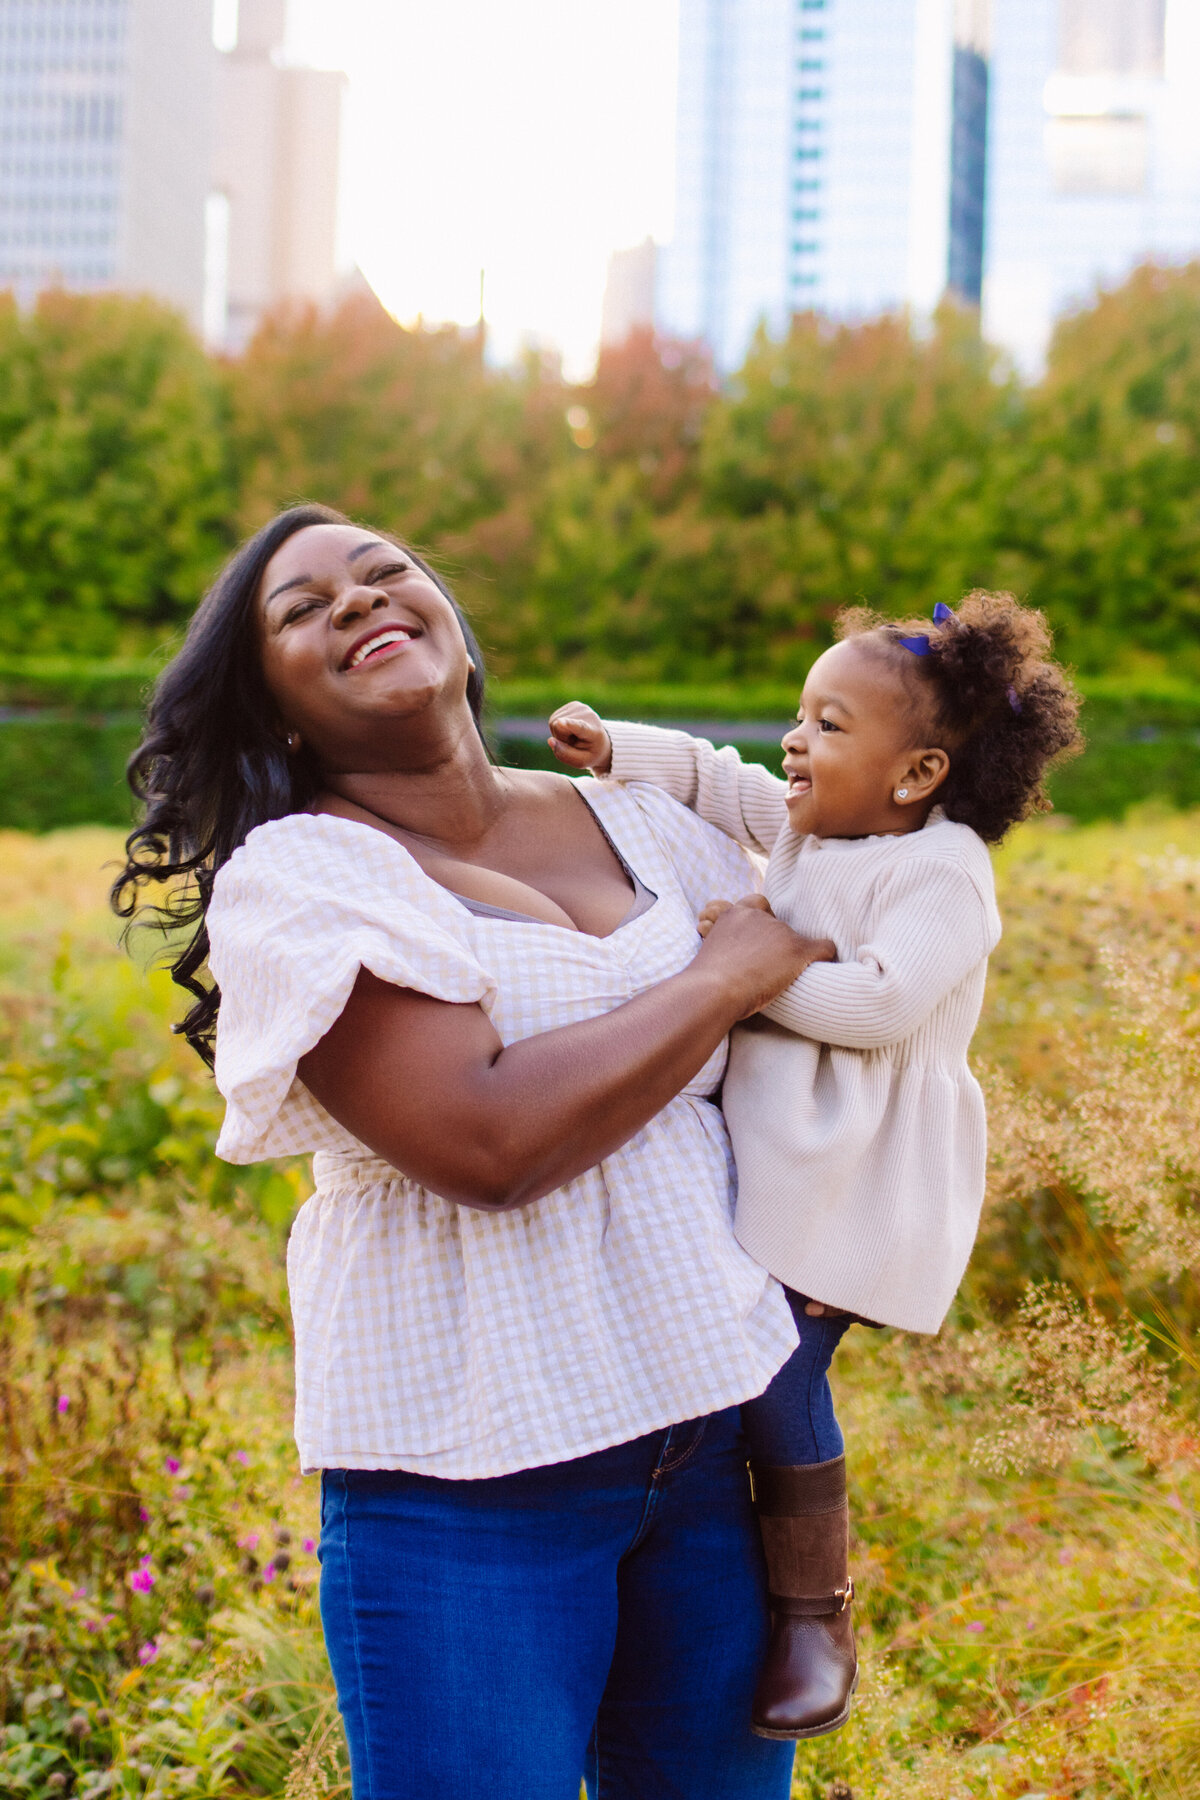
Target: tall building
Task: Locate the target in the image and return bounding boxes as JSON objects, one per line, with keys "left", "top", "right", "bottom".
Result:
{"left": 659, "top": 0, "right": 984, "bottom": 368}
{"left": 0, "top": 0, "right": 344, "bottom": 348}
{"left": 0, "top": 0, "right": 214, "bottom": 330}
{"left": 600, "top": 238, "right": 658, "bottom": 346}
{"left": 211, "top": 0, "right": 345, "bottom": 351}
{"left": 984, "top": 0, "right": 1200, "bottom": 369}
{"left": 662, "top": 0, "right": 1200, "bottom": 373}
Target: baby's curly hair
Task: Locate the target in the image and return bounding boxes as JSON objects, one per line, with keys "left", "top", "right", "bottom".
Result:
{"left": 836, "top": 591, "right": 1084, "bottom": 844}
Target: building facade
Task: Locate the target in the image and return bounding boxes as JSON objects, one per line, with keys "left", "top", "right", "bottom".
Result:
{"left": 985, "top": 0, "right": 1200, "bottom": 369}
{"left": 211, "top": 0, "right": 345, "bottom": 351}
{"left": 0, "top": 0, "right": 214, "bottom": 330}
{"left": 0, "top": 0, "right": 344, "bottom": 348}
{"left": 658, "top": 0, "right": 981, "bottom": 367}
{"left": 600, "top": 237, "right": 659, "bottom": 345}
{"left": 659, "top": 0, "right": 1200, "bottom": 371}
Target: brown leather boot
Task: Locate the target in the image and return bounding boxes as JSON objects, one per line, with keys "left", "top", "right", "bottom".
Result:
{"left": 749, "top": 1454, "right": 858, "bottom": 1740}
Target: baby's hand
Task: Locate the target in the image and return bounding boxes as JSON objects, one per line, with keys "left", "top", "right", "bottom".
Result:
{"left": 697, "top": 894, "right": 773, "bottom": 937}
{"left": 548, "top": 703, "right": 612, "bottom": 773}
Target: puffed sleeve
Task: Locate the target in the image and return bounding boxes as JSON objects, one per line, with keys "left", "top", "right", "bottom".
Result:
{"left": 615, "top": 780, "right": 763, "bottom": 916}
{"left": 206, "top": 815, "right": 498, "bottom": 1163}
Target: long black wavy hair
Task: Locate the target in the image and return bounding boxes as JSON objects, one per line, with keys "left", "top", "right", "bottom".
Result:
{"left": 111, "top": 503, "right": 489, "bottom": 1066}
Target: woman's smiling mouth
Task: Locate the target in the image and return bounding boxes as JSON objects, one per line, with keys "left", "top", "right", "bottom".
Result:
{"left": 341, "top": 626, "right": 420, "bottom": 671}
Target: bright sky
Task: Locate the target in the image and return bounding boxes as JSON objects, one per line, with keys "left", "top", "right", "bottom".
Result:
{"left": 280, "top": 0, "right": 680, "bottom": 378}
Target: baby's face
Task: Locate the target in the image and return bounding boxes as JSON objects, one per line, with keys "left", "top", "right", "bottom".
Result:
{"left": 780, "top": 639, "right": 924, "bottom": 839}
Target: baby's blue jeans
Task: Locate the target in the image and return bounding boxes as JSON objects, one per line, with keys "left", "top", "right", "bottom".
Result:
{"left": 741, "top": 1287, "right": 854, "bottom": 1465}
{"left": 318, "top": 1406, "right": 795, "bottom": 1800}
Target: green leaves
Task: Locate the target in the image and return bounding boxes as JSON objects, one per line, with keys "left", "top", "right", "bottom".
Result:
{"left": 0, "top": 293, "right": 233, "bottom": 657}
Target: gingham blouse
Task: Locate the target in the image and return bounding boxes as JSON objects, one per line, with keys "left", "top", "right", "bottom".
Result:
{"left": 206, "top": 781, "right": 798, "bottom": 1478}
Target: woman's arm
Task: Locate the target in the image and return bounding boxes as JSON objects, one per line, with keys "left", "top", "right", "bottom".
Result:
{"left": 299, "top": 901, "right": 830, "bottom": 1212}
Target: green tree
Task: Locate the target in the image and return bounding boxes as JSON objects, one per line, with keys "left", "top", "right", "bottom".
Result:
{"left": 696, "top": 305, "right": 1019, "bottom": 650}
{"left": 996, "top": 262, "right": 1200, "bottom": 678}
{"left": 0, "top": 290, "right": 232, "bottom": 655}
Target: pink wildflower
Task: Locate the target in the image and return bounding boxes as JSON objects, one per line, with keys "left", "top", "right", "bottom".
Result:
{"left": 165, "top": 1457, "right": 181, "bottom": 1475}
{"left": 139, "top": 1506, "right": 151, "bottom": 1523}
{"left": 233, "top": 1450, "right": 249, "bottom": 1467}
{"left": 56, "top": 1395, "right": 70, "bottom": 1414}
{"left": 129, "top": 1560, "right": 156, "bottom": 1594}
{"left": 302, "top": 1539, "right": 316, "bottom": 1555}
{"left": 138, "top": 1641, "right": 158, "bottom": 1665}
{"left": 262, "top": 1562, "right": 277, "bottom": 1582}
{"left": 237, "top": 1533, "right": 259, "bottom": 1551}
{"left": 966, "top": 1621, "right": 984, "bottom": 1634}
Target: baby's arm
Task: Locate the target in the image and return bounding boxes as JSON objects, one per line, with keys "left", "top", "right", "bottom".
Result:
{"left": 761, "top": 857, "right": 1000, "bottom": 1048}
{"left": 548, "top": 704, "right": 788, "bottom": 857}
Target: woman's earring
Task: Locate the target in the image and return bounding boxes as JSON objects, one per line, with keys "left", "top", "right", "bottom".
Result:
{"left": 895, "top": 787, "right": 909, "bottom": 800}
{"left": 286, "top": 731, "right": 301, "bottom": 753}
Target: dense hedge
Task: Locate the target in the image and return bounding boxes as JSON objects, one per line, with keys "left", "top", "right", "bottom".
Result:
{"left": 3, "top": 674, "right": 1197, "bottom": 831}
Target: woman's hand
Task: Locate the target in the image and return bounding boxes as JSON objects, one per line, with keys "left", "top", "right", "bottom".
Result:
{"left": 692, "top": 896, "right": 838, "bottom": 1020}
{"left": 547, "top": 703, "right": 613, "bottom": 773}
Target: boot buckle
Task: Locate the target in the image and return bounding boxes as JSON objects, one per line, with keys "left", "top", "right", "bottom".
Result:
{"left": 837, "top": 1577, "right": 855, "bottom": 1612}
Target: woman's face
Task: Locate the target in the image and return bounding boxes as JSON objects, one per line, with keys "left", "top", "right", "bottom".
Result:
{"left": 257, "top": 523, "right": 474, "bottom": 771}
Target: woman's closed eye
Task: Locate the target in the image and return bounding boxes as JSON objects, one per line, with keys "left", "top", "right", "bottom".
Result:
{"left": 366, "top": 562, "right": 410, "bottom": 585}
{"left": 283, "top": 597, "right": 324, "bottom": 624}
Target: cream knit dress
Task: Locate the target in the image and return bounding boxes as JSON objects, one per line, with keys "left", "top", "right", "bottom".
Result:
{"left": 605, "top": 723, "right": 1002, "bottom": 1334}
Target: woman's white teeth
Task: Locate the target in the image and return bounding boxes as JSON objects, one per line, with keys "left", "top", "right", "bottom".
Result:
{"left": 348, "top": 629, "right": 414, "bottom": 669}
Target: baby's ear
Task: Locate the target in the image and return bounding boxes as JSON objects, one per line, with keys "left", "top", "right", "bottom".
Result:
{"left": 893, "top": 746, "right": 950, "bottom": 807}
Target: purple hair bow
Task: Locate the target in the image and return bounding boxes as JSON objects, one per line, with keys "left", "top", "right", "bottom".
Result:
{"left": 899, "top": 602, "right": 1022, "bottom": 712}
{"left": 898, "top": 601, "right": 954, "bottom": 656}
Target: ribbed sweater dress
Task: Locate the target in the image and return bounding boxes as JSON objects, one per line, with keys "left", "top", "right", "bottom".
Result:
{"left": 604, "top": 722, "right": 1002, "bottom": 1334}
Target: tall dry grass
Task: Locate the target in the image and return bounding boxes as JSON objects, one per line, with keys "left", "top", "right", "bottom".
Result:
{"left": 0, "top": 816, "right": 1197, "bottom": 1799}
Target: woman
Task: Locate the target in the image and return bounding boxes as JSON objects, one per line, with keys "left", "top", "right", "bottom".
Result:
{"left": 114, "top": 504, "right": 833, "bottom": 1800}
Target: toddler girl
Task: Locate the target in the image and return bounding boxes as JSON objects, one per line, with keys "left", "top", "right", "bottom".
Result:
{"left": 547, "top": 592, "right": 1082, "bottom": 1742}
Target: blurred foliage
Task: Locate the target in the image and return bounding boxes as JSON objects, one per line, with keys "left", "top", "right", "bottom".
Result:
{"left": 0, "top": 293, "right": 233, "bottom": 658}
{"left": 5, "top": 264, "right": 1200, "bottom": 687}
{"left": 0, "top": 817, "right": 1197, "bottom": 1797}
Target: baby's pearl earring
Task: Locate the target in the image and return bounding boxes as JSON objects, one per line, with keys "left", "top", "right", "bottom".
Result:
{"left": 895, "top": 787, "right": 909, "bottom": 800}
{"left": 286, "top": 731, "right": 301, "bottom": 752}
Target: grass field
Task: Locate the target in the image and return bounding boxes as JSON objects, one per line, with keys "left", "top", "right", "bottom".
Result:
{"left": 1, "top": 807, "right": 1197, "bottom": 1799}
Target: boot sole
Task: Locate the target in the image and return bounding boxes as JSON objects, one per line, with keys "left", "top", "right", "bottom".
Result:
{"left": 751, "top": 1668, "right": 859, "bottom": 1742}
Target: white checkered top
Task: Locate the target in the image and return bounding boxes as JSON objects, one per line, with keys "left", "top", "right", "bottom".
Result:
{"left": 206, "top": 779, "right": 798, "bottom": 1477}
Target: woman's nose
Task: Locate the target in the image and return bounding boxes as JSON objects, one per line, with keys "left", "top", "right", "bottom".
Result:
{"left": 331, "top": 583, "right": 387, "bottom": 627}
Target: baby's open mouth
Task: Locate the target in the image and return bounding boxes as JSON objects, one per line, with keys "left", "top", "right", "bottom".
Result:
{"left": 786, "top": 773, "right": 812, "bottom": 795}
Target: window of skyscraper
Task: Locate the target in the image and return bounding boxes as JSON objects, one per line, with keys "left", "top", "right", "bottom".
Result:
{"left": 1046, "top": 114, "right": 1149, "bottom": 193}
{"left": 1057, "top": 0, "right": 1165, "bottom": 77}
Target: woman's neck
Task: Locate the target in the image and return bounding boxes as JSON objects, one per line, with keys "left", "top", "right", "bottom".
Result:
{"left": 316, "top": 717, "right": 511, "bottom": 854}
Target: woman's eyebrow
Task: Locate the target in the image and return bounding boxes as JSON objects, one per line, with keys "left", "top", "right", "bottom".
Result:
{"left": 266, "top": 573, "right": 312, "bottom": 603}
{"left": 347, "top": 539, "right": 388, "bottom": 562}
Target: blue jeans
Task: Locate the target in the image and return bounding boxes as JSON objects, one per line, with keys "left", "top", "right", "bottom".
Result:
{"left": 741, "top": 1288, "right": 853, "bottom": 1465}
{"left": 318, "top": 1407, "right": 794, "bottom": 1800}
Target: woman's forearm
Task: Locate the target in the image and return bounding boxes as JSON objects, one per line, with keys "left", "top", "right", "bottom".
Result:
{"left": 299, "top": 909, "right": 823, "bottom": 1210}
{"left": 461, "top": 959, "right": 755, "bottom": 1206}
